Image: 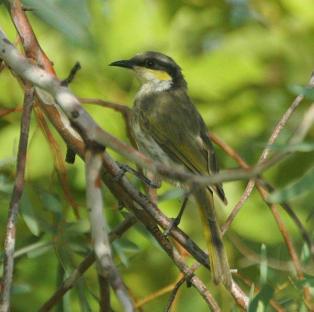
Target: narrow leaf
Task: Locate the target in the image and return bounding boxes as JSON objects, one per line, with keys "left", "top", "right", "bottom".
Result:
{"left": 22, "top": 0, "right": 92, "bottom": 46}
{"left": 268, "top": 167, "right": 314, "bottom": 203}
{"left": 290, "top": 85, "right": 314, "bottom": 100}
{"left": 248, "top": 285, "right": 274, "bottom": 312}
{"left": 20, "top": 191, "right": 40, "bottom": 236}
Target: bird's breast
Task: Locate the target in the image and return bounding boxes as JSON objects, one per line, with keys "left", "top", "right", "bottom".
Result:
{"left": 131, "top": 114, "right": 168, "bottom": 163}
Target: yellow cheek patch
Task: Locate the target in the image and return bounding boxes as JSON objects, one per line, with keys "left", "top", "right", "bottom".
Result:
{"left": 147, "top": 69, "right": 172, "bottom": 81}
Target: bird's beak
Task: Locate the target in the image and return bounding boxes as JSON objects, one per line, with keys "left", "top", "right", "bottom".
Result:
{"left": 109, "top": 59, "right": 134, "bottom": 69}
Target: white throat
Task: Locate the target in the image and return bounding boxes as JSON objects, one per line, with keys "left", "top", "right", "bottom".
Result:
{"left": 137, "top": 80, "right": 172, "bottom": 97}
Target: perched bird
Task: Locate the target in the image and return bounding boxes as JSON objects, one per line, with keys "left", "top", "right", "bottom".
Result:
{"left": 110, "top": 51, "right": 232, "bottom": 288}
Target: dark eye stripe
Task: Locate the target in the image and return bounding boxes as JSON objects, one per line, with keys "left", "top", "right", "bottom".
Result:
{"left": 145, "top": 59, "right": 155, "bottom": 68}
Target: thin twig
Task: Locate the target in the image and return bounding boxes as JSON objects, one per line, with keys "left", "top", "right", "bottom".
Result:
{"left": 8, "top": 0, "right": 55, "bottom": 74}
{"left": 0, "top": 86, "right": 34, "bottom": 312}
{"left": 0, "top": 107, "right": 22, "bottom": 117}
{"left": 79, "top": 97, "right": 131, "bottom": 115}
{"left": 221, "top": 73, "right": 314, "bottom": 233}
{"left": 211, "top": 133, "right": 313, "bottom": 254}
{"left": 211, "top": 130, "right": 313, "bottom": 305}
{"left": 135, "top": 275, "right": 183, "bottom": 309}
{"left": 164, "top": 264, "right": 200, "bottom": 312}
{"left": 61, "top": 62, "right": 81, "bottom": 86}
{"left": 163, "top": 277, "right": 185, "bottom": 312}
{"left": 80, "top": 97, "right": 136, "bottom": 147}
{"left": 98, "top": 275, "right": 111, "bottom": 312}
{"left": 258, "top": 182, "right": 313, "bottom": 256}
{"left": 135, "top": 214, "right": 222, "bottom": 311}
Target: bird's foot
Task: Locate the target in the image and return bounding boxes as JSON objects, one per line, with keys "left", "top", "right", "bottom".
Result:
{"left": 163, "top": 192, "right": 190, "bottom": 236}
{"left": 114, "top": 162, "right": 159, "bottom": 188}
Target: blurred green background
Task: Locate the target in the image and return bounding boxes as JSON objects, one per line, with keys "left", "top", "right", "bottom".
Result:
{"left": 0, "top": 0, "right": 314, "bottom": 311}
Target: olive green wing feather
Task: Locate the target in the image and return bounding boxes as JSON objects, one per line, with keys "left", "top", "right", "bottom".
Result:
{"left": 138, "top": 92, "right": 226, "bottom": 203}
{"left": 139, "top": 94, "right": 207, "bottom": 174}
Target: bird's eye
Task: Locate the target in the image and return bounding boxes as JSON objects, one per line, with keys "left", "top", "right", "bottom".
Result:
{"left": 145, "top": 59, "right": 155, "bottom": 68}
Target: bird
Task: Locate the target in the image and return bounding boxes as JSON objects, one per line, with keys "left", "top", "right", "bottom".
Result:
{"left": 110, "top": 51, "right": 232, "bottom": 288}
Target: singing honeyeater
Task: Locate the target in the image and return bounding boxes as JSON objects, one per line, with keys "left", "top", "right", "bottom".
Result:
{"left": 110, "top": 51, "right": 232, "bottom": 287}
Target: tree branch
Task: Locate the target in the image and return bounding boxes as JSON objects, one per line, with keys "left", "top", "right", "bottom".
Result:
{"left": 85, "top": 148, "right": 135, "bottom": 311}
{"left": 221, "top": 72, "right": 314, "bottom": 232}
{"left": 0, "top": 29, "right": 296, "bottom": 188}
{"left": 0, "top": 86, "right": 34, "bottom": 312}
{"left": 210, "top": 133, "right": 313, "bottom": 254}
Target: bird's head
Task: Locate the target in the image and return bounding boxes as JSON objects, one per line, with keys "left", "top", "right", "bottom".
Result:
{"left": 110, "top": 51, "right": 186, "bottom": 90}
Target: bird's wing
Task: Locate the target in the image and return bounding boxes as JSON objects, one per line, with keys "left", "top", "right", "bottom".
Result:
{"left": 138, "top": 93, "right": 206, "bottom": 173}
{"left": 138, "top": 91, "right": 227, "bottom": 203}
{"left": 200, "top": 126, "right": 227, "bottom": 204}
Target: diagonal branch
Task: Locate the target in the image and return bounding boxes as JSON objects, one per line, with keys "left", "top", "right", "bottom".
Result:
{"left": 0, "top": 86, "right": 34, "bottom": 312}
{"left": 211, "top": 133, "right": 313, "bottom": 253}
{"left": 221, "top": 72, "right": 314, "bottom": 233}
{"left": 8, "top": 0, "right": 55, "bottom": 74}
{"left": 131, "top": 210, "right": 222, "bottom": 311}
{"left": 79, "top": 97, "right": 135, "bottom": 147}
{"left": 101, "top": 153, "right": 249, "bottom": 309}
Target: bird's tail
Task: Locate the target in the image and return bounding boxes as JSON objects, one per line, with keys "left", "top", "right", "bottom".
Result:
{"left": 193, "top": 187, "right": 232, "bottom": 289}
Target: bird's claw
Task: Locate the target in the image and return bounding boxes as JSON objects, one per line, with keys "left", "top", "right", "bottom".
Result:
{"left": 114, "top": 162, "right": 160, "bottom": 188}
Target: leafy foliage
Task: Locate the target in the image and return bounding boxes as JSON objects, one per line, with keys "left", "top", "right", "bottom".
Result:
{"left": 0, "top": 0, "right": 314, "bottom": 310}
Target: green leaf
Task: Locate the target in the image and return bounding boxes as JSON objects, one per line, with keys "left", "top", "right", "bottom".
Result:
{"left": 295, "top": 274, "right": 314, "bottom": 288}
{"left": 248, "top": 285, "right": 274, "bottom": 312}
{"left": 20, "top": 191, "right": 40, "bottom": 236}
{"left": 0, "top": 157, "right": 15, "bottom": 169}
{"left": 11, "top": 283, "right": 32, "bottom": 295}
{"left": 300, "top": 243, "right": 310, "bottom": 263}
{"left": 68, "top": 242, "right": 89, "bottom": 255}
{"left": 290, "top": 85, "right": 314, "bottom": 100}
{"left": 65, "top": 220, "right": 90, "bottom": 234}
{"left": 268, "top": 166, "right": 314, "bottom": 203}
{"left": 27, "top": 244, "right": 52, "bottom": 258}
{"left": 14, "top": 240, "right": 52, "bottom": 259}
{"left": 260, "top": 244, "right": 267, "bottom": 285}
{"left": 0, "top": 174, "right": 13, "bottom": 194}
{"left": 263, "top": 142, "right": 314, "bottom": 153}
{"left": 22, "top": 0, "right": 92, "bottom": 46}
{"left": 113, "top": 239, "right": 140, "bottom": 267}
{"left": 40, "top": 192, "right": 62, "bottom": 216}
{"left": 158, "top": 188, "right": 185, "bottom": 202}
